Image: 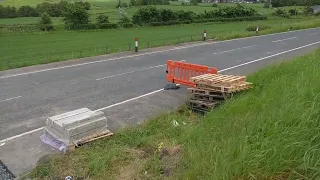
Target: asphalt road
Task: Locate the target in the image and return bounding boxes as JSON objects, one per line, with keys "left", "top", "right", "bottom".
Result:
{"left": 0, "top": 28, "right": 319, "bottom": 141}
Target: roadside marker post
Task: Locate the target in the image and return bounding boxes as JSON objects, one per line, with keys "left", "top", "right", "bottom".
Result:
{"left": 203, "top": 30, "right": 207, "bottom": 41}
{"left": 256, "top": 26, "right": 259, "bottom": 34}
{"left": 135, "top": 37, "right": 138, "bottom": 52}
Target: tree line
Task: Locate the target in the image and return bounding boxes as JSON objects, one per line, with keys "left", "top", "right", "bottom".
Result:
{"left": 0, "top": 1, "right": 90, "bottom": 18}
{"left": 271, "top": 0, "right": 320, "bottom": 7}
{"left": 132, "top": 4, "right": 262, "bottom": 25}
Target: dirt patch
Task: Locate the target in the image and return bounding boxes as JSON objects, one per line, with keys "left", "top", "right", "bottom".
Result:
{"left": 115, "top": 159, "right": 148, "bottom": 180}
{"left": 114, "top": 144, "right": 182, "bottom": 179}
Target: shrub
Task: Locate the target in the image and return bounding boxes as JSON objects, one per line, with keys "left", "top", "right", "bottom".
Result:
{"left": 212, "top": 3, "right": 218, "bottom": 7}
{"left": 75, "top": 1, "right": 91, "bottom": 10}
{"left": 191, "top": 0, "right": 198, "bottom": 6}
{"left": 132, "top": 5, "right": 262, "bottom": 26}
{"left": 97, "top": 23, "right": 118, "bottom": 29}
{"left": 288, "top": 8, "right": 298, "bottom": 16}
{"left": 97, "top": 14, "right": 109, "bottom": 24}
{"left": 199, "top": 5, "right": 259, "bottom": 19}
{"left": 263, "top": 2, "right": 270, "bottom": 8}
{"left": 273, "top": 8, "right": 289, "bottom": 18}
{"left": 116, "top": 1, "right": 129, "bottom": 8}
{"left": 119, "top": 15, "right": 131, "bottom": 24}
{"left": 118, "top": 15, "right": 132, "bottom": 27}
{"left": 122, "top": 23, "right": 134, "bottom": 28}
{"left": 303, "top": 6, "right": 313, "bottom": 15}
{"left": 39, "top": 12, "right": 53, "bottom": 31}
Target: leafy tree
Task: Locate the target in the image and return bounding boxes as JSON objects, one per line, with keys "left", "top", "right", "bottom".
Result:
{"left": 39, "top": 12, "right": 54, "bottom": 31}
{"left": 18, "top": 5, "right": 39, "bottom": 17}
{"left": 63, "top": 3, "right": 90, "bottom": 30}
{"left": 0, "top": 5, "right": 17, "bottom": 18}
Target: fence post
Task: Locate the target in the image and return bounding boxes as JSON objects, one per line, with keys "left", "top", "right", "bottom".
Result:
{"left": 135, "top": 37, "right": 138, "bottom": 52}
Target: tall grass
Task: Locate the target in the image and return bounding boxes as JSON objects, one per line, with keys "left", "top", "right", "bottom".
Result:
{"left": 182, "top": 49, "right": 320, "bottom": 179}
{"left": 29, "top": 50, "right": 320, "bottom": 179}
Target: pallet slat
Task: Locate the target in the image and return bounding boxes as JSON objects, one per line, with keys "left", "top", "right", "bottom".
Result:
{"left": 190, "top": 74, "right": 247, "bottom": 87}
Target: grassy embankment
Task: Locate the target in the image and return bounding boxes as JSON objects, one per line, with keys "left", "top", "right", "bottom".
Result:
{"left": 1, "top": 17, "right": 320, "bottom": 71}
{"left": 29, "top": 49, "right": 320, "bottom": 179}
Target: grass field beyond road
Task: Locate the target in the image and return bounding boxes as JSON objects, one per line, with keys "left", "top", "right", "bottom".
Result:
{"left": 1, "top": 17, "right": 319, "bottom": 71}
{"left": 29, "top": 49, "right": 320, "bottom": 179}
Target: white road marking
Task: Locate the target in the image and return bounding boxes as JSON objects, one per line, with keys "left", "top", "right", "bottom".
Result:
{"left": 219, "top": 41, "right": 320, "bottom": 72}
{"left": 96, "top": 45, "right": 255, "bottom": 81}
{"left": 96, "top": 60, "right": 186, "bottom": 81}
{"left": 95, "top": 88, "right": 168, "bottom": 112}
{"left": 0, "top": 142, "right": 5, "bottom": 146}
{"left": 272, "top": 37, "right": 297, "bottom": 43}
{"left": 0, "top": 127, "right": 43, "bottom": 144}
{"left": 0, "top": 40, "right": 319, "bottom": 144}
{"left": 96, "top": 65, "right": 166, "bottom": 80}
{"left": 308, "top": 32, "right": 319, "bottom": 35}
{"left": 0, "top": 28, "right": 318, "bottom": 80}
{"left": 213, "top": 45, "right": 256, "bottom": 55}
{"left": 0, "top": 96, "right": 22, "bottom": 102}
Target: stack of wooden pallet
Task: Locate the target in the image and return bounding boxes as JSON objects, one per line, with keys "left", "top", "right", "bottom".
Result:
{"left": 187, "top": 74, "right": 252, "bottom": 113}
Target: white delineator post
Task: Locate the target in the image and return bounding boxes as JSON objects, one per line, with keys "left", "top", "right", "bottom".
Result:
{"left": 135, "top": 37, "right": 138, "bottom": 52}
{"left": 203, "top": 30, "right": 207, "bottom": 41}
{"left": 256, "top": 26, "right": 259, "bottom": 34}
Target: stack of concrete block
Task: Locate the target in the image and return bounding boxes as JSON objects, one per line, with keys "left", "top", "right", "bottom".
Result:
{"left": 44, "top": 108, "right": 109, "bottom": 147}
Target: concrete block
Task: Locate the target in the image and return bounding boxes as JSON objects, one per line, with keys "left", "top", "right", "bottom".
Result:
{"left": 44, "top": 108, "right": 109, "bottom": 145}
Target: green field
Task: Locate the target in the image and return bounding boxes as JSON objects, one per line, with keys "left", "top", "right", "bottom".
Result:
{"left": 28, "top": 49, "right": 320, "bottom": 179}
{"left": 0, "top": 0, "right": 305, "bottom": 25}
{"left": 1, "top": 17, "right": 319, "bottom": 71}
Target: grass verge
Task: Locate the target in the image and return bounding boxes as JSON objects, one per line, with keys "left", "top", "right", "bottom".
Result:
{"left": 28, "top": 49, "right": 320, "bottom": 179}
{"left": 1, "top": 17, "right": 319, "bottom": 71}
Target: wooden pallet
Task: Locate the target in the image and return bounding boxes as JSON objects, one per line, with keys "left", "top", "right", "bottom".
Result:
{"left": 190, "top": 93, "right": 225, "bottom": 102}
{"left": 188, "top": 106, "right": 209, "bottom": 114}
{"left": 188, "top": 87, "right": 231, "bottom": 97}
{"left": 196, "top": 82, "right": 252, "bottom": 93}
{"left": 190, "top": 74, "right": 246, "bottom": 87}
{"left": 68, "top": 130, "right": 114, "bottom": 151}
{"left": 188, "top": 99, "right": 219, "bottom": 109}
